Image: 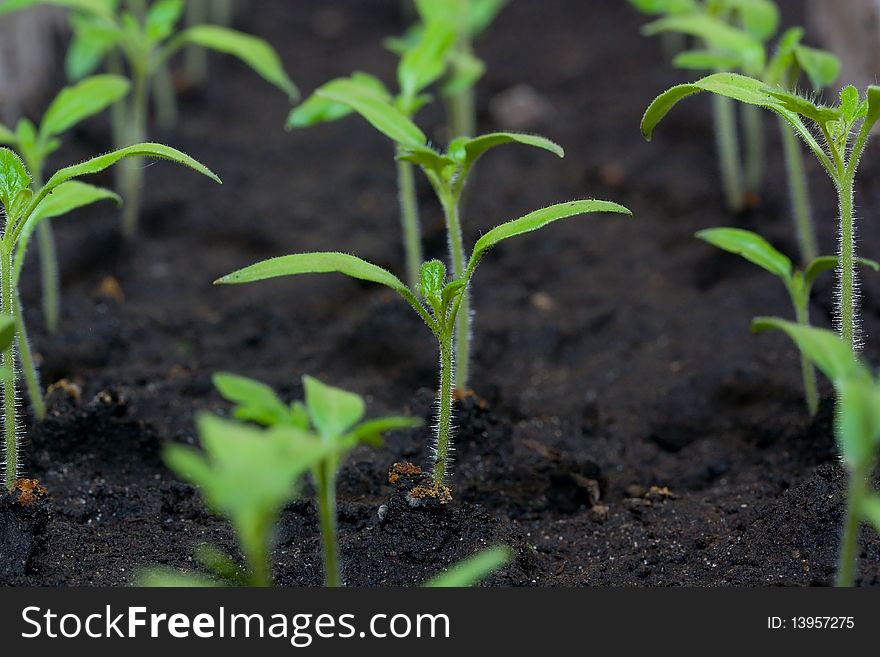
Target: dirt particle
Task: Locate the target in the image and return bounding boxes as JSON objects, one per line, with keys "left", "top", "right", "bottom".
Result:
{"left": 94, "top": 276, "right": 125, "bottom": 303}
{"left": 46, "top": 379, "right": 82, "bottom": 403}
{"left": 388, "top": 462, "right": 422, "bottom": 485}
{"left": 14, "top": 480, "right": 47, "bottom": 506}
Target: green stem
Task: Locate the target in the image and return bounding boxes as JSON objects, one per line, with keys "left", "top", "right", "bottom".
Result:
{"left": 794, "top": 297, "right": 818, "bottom": 417}
{"left": 780, "top": 118, "right": 818, "bottom": 263}
{"left": 36, "top": 221, "right": 59, "bottom": 334}
{"left": 152, "top": 59, "right": 178, "bottom": 130}
{"left": 837, "top": 176, "right": 857, "bottom": 350}
{"left": 836, "top": 461, "right": 867, "bottom": 587}
{"left": 742, "top": 103, "right": 763, "bottom": 196}
{"left": 432, "top": 332, "right": 455, "bottom": 486}
{"left": 213, "top": 0, "right": 235, "bottom": 25}
{"left": 13, "top": 293, "right": 44, "bottom": 422}
{"left": 316, "top": 462, "right": 340, "bottom": 587}
{"left": 447, "top": 34, "right": 476, "bottom": 138}
{"left": 121, "top": 67, "right": 149, "bottom": 238}
{"left": 185, "top": 0, "right": 209, "bottom": 85}
{"left": 396, "top": 157, "right": 423, "bottom": 290}
{"left": 712, "top": 93, "right": 745, "bottom": 213}
{"left": 440, "top": 193, "right": 470, "bottom": 390}
{"left": 2, "top": 246, "right": 18, "bottom": 491}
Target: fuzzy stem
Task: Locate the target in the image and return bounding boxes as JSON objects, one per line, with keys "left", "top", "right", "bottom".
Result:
{"left": 780, "top": 117, "right": 818, "bottom": 263}
{"left": 742, "top": 103, "right": 764, "bottom": 196}
{"left": 13, "top": 293, "right": 44, "bottom": 422}
{"left": 396, "top": 157, "right": 423, "bottom": 290}
{"left": 712, "top": 93, "right": 745, "bottom": 213}
{"left": 432, "top": 332, "right": 455, "bottom": 486}
{"left": 793, "top": 297, "right": 818, "bottom": 417}
{"left": 836, "top": 461, "right": 867, "bottom": 587}
{"left": 316, "top": 462, "right": 340, "bottom": 587}
{"left": 120, "top": 66, "right": 149, "bottom": 238}
{"left": 440, "top": 193, "right": 470, "bottom": 390}
{"left": 2, "top": 246, "right": 18, "bottom": 491}
{"left": 837, "top": 175, "right": 857, "bottom": 350}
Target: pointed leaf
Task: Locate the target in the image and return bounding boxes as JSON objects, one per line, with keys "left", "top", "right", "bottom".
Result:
{"left": 287, "top": 73, "right": 389, "bottom": 129}
{"left": 448, "top": 132, "right": 564, "bottom": 168}
{"left": 350, "top": 416, "right": 422, "bottom": 448}
{"left": 0, "top": 315, "right": 15, "bottom": 352}
{"left": 215, "top": 252, "right": 411, "bottom": 297}
{"left": 303, "top": 376, "right": 365, "bottom": 441}
{"left": 425, "top": 546, "right": 512, "bottom": 587}
{"left": 440, "top": 49, "right": 486, "bottom": 97}
{"left": 40, "top": 75, "right": 130, "bottom": 140}
{"left": 865, "top": 86, "right": 880, "bottom": 131}
{"left": 723, "top": 0, "right": 779, "bottom": 41}
{"left": 65, "top": 13, "right": 121, "bottom": 80}
{"left": 695, "top": 227, "right": 792, "bottom": 280}
{"left": 764, "top": 87, "right": 840, "bottom": 124}
{"left": 468, "top": 0, "right": 508, "bottom": 36}
{"left": 398, "top": 19, "right": 456, "bottom": 101}
{"left": 213, "top": 373, "right": 291, "bottom": 428}
{"left": 467, "top": 200, "right": 631, "bottom": 273}
{"left": 175, "top": 26, "right": 298, "bottom": 100}
{"left": 146, "top": 0, "right": 183, "bottom": 44}
{"left": 794, "top": 46, "right": 840, "bottom": 91}
{"left": 0, "top": 148, "right": 31, "bottom": 215}
{"left": 805, "top": 256, "right": 880, "bottom": 290}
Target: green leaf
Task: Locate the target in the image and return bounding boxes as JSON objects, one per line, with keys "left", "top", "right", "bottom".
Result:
{"left": 0, "top": 148, "right": 31, "bottom": 215}
{"left": 750, "top": 318, "right": 868, "bottom": 384}
{"left": 316, "top": 79, "right": 427, "bottom": 148}
{"left": 627, "top": 0, "right": 697, "bottom": 15}
{"left": 836, "top": 378, "right": 880, "bottom": 470}
{"left": 137, "top": 568, "right": 220, "bottom": 588}
{"left": 695, "top": 227, "right": 792, "bottom": 280}
{"left": 287, "top": 73, "right": 389, "bottom": 129}
{"left": 723, "top": 0, "right": 779, "bottom": 41}
{"left": 424, "top": 546, "right": 512, "bottom": 587}
{"left": 440, "top": 50, "right": 486, "bottom": 97}
{"left": 0, "top": 123, "right": 17, "bottom": 146}
{"left": 0, "top": 0, "right": 113, "bottom": 18}
{"left": 467, "top": 200, "right": 632, "bottom": 273}
{"left": 145, "top": 0, "right": 183, "bottom": 44}
{"left": 350, "top": 416, "right": 422, "bottom": 448}
{"left": 215, "top": 252, "right": 411, "bottom": 298}
{"left": 40, "top": 75, "right": 130, "bottom": 140}
{"left": 213, "top": 373, "right": 291, "bottom": 428}
{"left": 863, "top": 494, "right": 880, "bottom": 535}
{"left": 764, "top": 87, "right": 840, "bottom": 124}
{"left": 303, "top": 376, "right": 365, "bottom": 441}
{"left": 398, "top": 19, "right": 456, "bottom": 101}
{"left": 673, "top": 49, "right": 743, "bottom": 71}
{"left": 643, "top": 14, "right": 765, "bottom": 73}
{"left": 804, "top": 256, "right": 880, "bottom": 290}
{"left": 794, "top": 46, "right": 840, "bottom": 91}
{"left": 865, "top": 86, "right": 880, "bottom": 131}
{"left": 0, "top": 315, "right": 16, "bottom": 352}
{"left": 174, "top": 26, "right": 298, "bottom": 100}
{"left": 396, "top": 145, "right": 455, "bottom": 176}
{"left": 468, "top": 0, "right": 508, "bottom": 36}
{"left": 65, "top": 12, "right": 121, "bottom": 81}
{"left": 194, "top": 544, "right": 244, "bottom": 584}
{"left": 448, "top": 132, "right": 564, "bottom": 168}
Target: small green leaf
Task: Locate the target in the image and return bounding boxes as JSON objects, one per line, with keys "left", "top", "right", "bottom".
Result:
{"left": 627, "top": 0, "right": 697, "bottom": 14}
{"left": 440, "top": 50, "right": 486, "bottom": 97}
{"left": 424, "top": 546, "right": 512, "bottom": 587}
{"left": 764, "top": 87, "right": 840, "bottom": 124}
{"left": 350, "top": 416, "right": 422, "bottom": 448}
{"left": 398, "top": 19, "right": 456, "bottom": 101}
{"left": 40, "top": 75, "right": 130, "bottom": 140}
{"left": 213, "top": 373, "right": 291, "bottom": 427}
{"left": 448, "top": 132, "right": 564, "bottom": 168}
{"left": 287, "top": 73, "right": 389, "bottom": 129}
{"left": 865, "top": 86, "right": 880, "bottom": 131}
{"left": 695, "top": 227, "right": 792, "bottom": 280}
{"left": 673, "top": 49, "right": 742, "bottom": 71}
{"left": 303, "top": 376, "right": 365, "bottom": 441}
{"left": 723, "top": 0, "right": 779, "bottom": 41}
{"left": 145, "top": 0, "right": 183, "bottom": 44}
{"left": 65, "top": 13, "right": 121, "bottom": 81}
{"left": 794, "top": 46, "right": 840, "bottom": 91}
{"left": 396, "top": 145, "right": 455, "bottom": 176}
{"left": 804, "top": 256, "right": 880, "bottom": 290}
{"left": 467, "top": 0, "right": 508, "bottom": 36}
{"left": 0, "top": 123, "right": 17, "bottom": 146}
{"left": 174, "top": 26, "right": 298, "bottom": 100}
{"left": 467, "top": 200, "right": 631, "bottom": 273}
{"left": 0, "top": 148, "right": 31, "bottom": 215}
{"left": 0, "top": 315, "right": 16, "bottom": 352}
{"left": 419, "top": 259, "right": 446, "bottom": 303}
{"left": 215, "top": 252, "right": 411, "bottom": 297}
{"left": 750, "top": 318, "right": 868, "bottom": 384}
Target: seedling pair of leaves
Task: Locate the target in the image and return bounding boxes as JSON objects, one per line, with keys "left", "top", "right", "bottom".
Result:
{"left": 0, "top": 75, "right": 129, "bottom": 337}
{"left": 0, "top": 143, "right": 219, "bottom": 491}
{"left": 1, "top": 0, "right": 296, "bottom": 237}
{"left": 215, "top": 199, "right": 630, "bottom": 496}
{"left": 752, "top": 319, "right": 880, "bottom": 586}
{"left": 292, "top": 70, "right": 568, "bottom": 391}
{"left": 642, "top": 73, "right": 880, "bottom": 354}
{"left": 697, "top": 227, "right": 879, "bottom": 416}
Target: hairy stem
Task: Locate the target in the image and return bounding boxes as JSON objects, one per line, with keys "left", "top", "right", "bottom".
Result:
{"left": 780, "top": 118, "right": 818, "bottom": 263}
{"left": 432, "top": 333, "right": 455, "bottom": 486}
{"left": 121, "top": 67, "right": 149, "bottom": 238}
{"left": 793, "top": 297, "right": 818, "bottom": 417}
{"left": 396, "top": 157, "right": 423, "bottom": 290}
{"left": 440, "top": 194, "right": 470, "bottom": 390}
{"left": 742, "top": 103, "right": 764, "bottom": 197}
{"left": 13, "top": 293, "right": 44, "bottom": 422}
{"left": 316, "top": 462, "right": 340, "bottom": 587}
{"left": 837, "top": 175, "right": 857, "bottom": 350}
{"left": 836, "top": 461, "right": 867, "bottom": 587}
{"left": 2, "top": 247, "right": 18, "bottom": 491}
{"left": 712, "top": 93, "right": 744, "bottom": 213}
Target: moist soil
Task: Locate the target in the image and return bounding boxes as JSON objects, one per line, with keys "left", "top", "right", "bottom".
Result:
{"left": 2, "top": 0, "right": 880, "bottom": 586}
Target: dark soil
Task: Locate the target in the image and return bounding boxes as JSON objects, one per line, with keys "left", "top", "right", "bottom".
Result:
{"left": 3, "top": 0, "right": 880, "bottom": 586}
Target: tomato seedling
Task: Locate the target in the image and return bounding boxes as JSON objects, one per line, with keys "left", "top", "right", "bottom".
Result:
{"left": 1, "top": 0, "right": 296, "bottom": 237}
{"left": 752, "top": 319, "right": 880, "bottom": 587}
{"left": 0, "top": 143, "right": 219, "bottom": 491}
{"left": 216, "top": 200, "right": 630, "bottom": 499}
{"left": 643, "top": 74, "right": 880, "bottom": 353}
{"left": 0, "top": 75, "right": 129, "bottom": 334}
{"left": 696, "top": 227, "right": 879, "bottom": 415}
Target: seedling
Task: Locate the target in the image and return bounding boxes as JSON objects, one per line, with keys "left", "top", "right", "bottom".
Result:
{"left": 424, "top": 545, "right": 512, "bottom": 587}
{"left": 1, "top": 0, "right": 296, "bottom": 237}
{"left": 752, "top": 319, "right": 880, "bottom": 586}
{"left": 216, "top": 200, "right": 630, "bottom": 497}
{"left": 213, "top": 372, "right": 420, "bottom": 586}
{"left": 0, "top": 143, "right": 219, "bottom": 491}
{"left": 388, "top": 0, "right": 509, "bottom": 138}
{"left": 696, "top": 227, "right": 879, "bottom": 415}
{"left": 642, "top": 74, "right": 880, "bottom": 352}
{"left": 293, "top": 73, "right": 566, "bottom": 390}
{"left": 0, "top": 75, "right": 129, "bottom": 334}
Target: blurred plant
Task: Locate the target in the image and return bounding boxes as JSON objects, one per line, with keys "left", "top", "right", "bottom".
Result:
{"left": 0, "top": 143, "right": 218, "bottom": 491}
{"left": 752, "top": 319, "right": 880, "bottom": 587}
{"left": 184, "top": 0, "right": 239, "bottom": 86}
{"left": 0, "top": 75, "right": 129, "bottom": 335}
{"left": 696, "top": 227, "right": 879, "bottom": 415}
{"left": 216, "top": 200, "right": 630, "bottom": 499}
{"left": 643, "top": 75, "right": 880, "bottom": 353}
{"left": 0, "top": 0, "right": 296, "bottom": 237}
{"left": 424, "top": 545, "right": 512, "bottom": 587}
